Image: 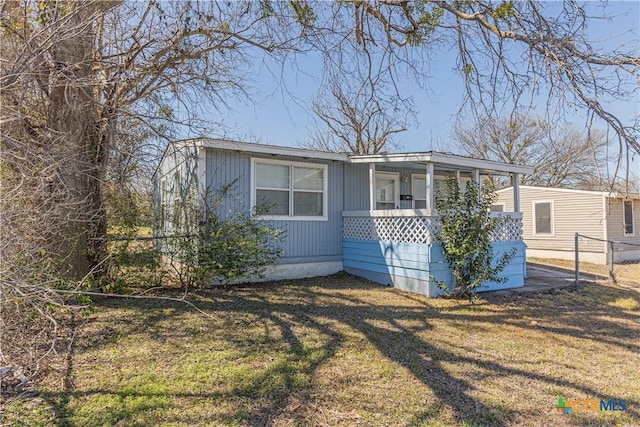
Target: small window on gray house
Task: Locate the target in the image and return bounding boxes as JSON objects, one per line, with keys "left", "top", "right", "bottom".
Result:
{"left": 623, "top": 200, "right": 634, "bottom": 235}
{"left": 534, "top": 201, "right": 553, "bottom": 235}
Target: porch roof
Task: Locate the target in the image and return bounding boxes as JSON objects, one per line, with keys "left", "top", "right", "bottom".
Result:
{"left": 348, "top": 152, "right": 533, "bottom": 175}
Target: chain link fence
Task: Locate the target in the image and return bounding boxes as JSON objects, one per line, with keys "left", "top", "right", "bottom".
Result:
{"left": 575, "top": 233, "right": 640, "bottom": 286}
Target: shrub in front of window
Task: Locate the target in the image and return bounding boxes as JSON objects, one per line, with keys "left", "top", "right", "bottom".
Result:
{"left": 162, "top": 181, "right": 284, "bottom": 287}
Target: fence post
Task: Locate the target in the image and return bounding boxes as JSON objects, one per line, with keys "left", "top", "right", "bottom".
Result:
{"left": 609, "top": 240, "right": 617, "bottom": 284}
{"left": 574, "top": 233, "right": 579, "bottom": 284}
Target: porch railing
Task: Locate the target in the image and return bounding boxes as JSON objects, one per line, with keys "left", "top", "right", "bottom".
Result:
{"left": 342, "top": 210, "right": 522, "bottom": 244}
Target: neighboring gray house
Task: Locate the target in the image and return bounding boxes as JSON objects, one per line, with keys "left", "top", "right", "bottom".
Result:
{"left": 153, "top": 138, "right": 533, "bottom": 297}
{"left": 496, "top": 186, "right": 640, "bottom": 264}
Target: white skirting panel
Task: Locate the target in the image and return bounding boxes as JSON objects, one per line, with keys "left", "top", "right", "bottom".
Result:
{"left": 212, "top": 261, "right": 344, "bottom": 285}
{"left": 260, "top": 261, "right": 344, "bottom": 282}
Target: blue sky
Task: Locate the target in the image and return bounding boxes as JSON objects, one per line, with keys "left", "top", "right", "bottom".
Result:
{"left": 183, "top": 1, "right": 640, "bottom": 181}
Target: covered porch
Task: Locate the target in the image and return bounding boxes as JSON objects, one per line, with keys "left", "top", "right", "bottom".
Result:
{"left": 341, "top": 152, "right": 533, "bottom": 297}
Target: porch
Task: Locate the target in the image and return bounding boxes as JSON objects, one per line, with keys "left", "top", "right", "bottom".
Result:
{"left": 341, "top": 210, "right": 527, "bottom": 297}
{"left": 341, "top": 152, "right": 532, "bottom": 297}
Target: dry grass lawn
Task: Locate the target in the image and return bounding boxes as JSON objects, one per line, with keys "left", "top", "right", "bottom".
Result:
{"left": 3, "top": 273, "right": 639, "bottom": 426}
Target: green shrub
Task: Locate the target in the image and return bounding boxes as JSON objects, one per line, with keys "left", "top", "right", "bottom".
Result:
{"left": 433, "top": 174, "right": 516, "bottom": 298}
{"left": 162, "top": 185, "right": 283, "bottom": 287}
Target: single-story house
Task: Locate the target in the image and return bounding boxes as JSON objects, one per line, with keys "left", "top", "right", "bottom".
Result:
{"left": 496, "top": 186, "right": 640, "bottom": 264}
{"left": 153, "top": 138, "right": 533, "bottom": 297}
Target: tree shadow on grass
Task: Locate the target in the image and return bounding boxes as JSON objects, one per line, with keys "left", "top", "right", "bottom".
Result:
{"left": 50, "top": 274, "right": 640, "bottom": 426}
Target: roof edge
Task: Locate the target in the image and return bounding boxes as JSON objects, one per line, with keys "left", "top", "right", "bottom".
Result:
{"left": 497, "top": 185, "right": 640, "bottom": 198}
{"left": 197, "top": 138, "right": 349, "bottom": 162}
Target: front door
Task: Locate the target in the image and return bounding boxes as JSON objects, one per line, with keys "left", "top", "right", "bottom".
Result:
{"left": 375, "top": 172, "right": 400, "bottom": 210}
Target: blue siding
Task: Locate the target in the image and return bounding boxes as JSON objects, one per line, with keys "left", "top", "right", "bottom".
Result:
{"left": 342, "top": 164, "right": 437, "bottom": 211}
{"left": 205, "top": 148, "right": 344, "bottom": 263}
{"left": 344, "top": 163, "right": 370, "bottom": 210}
{"left": 206, "top": 149, "right": 250, "bottom": 218}
{"left": 343, "top": 238, "right": 526, "bottom": 296}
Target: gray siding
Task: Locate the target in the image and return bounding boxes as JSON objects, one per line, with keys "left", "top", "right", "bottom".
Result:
{"left": 497, "top": 187, "right": 606, "bottom": 253}
{"left": 205, "top": 148, "right": 344, "bottom": 264}
{"left": 153, "top": 143, "right": 199, "bottom": 237}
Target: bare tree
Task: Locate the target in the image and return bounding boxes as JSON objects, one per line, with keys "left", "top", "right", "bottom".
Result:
{"left": 0, "top": 0, "right": 301, "bottom": 390}
{"left": 454, "top": 113, "right": 608, "bottom": 188}
{"left": 307, "top": 68, "right": 411, "bottom": 154}
{"left": 299, "top": 1, "right": 639, "bottom": 159}
{"left": 0, "top": 0, "right": 300, "bottom": 281}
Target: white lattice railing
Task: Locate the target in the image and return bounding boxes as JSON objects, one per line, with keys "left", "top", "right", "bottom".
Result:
{"left": 343, "top": 210, "right": 522, "bottom": 244}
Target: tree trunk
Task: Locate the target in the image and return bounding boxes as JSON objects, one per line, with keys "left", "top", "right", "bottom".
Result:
{"left": 46, "top": 5, "right": 107, "bottom": 280}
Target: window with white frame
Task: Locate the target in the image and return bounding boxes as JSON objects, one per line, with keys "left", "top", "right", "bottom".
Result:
{"left": 623, "top": 200, "right": 634, "bottom": 235}
{"left": 375, "top": 172, "right": 399, "bottom": 210}
{"left": 533, "top": 201, "right": 553, "bottom": 235}
{"left": 252, "top": 159, "right": 327, "bottom": 219}
{"left": 412, "top": 174, "right": 427, "bottom": 209}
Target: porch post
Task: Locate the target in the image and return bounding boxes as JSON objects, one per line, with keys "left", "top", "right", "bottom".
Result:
{"left": 513, "top": 173, "right": 520, "bottom": 212}
{"left": 425, "top": 162, "right": 434, "bottom": 212}
{"left": 369, "top": 162, "right": 376, "bottom": 210}
{"left": 474, "top": 168, "right": 481, "bottom": 202}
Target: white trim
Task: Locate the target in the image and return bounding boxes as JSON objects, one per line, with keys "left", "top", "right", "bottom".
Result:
{"left": 349, "top": 152, "right": 533, "bottom": 175}
{"left": 532, "top": 200, "right": 555, "bottom": 237}
{"left": 369, "top": 163, "right": 376, "bottom": 210}
{"left": 513, "top": 173, "right": 520, "bottom": 212}
{"left": 342, "top": 209, "right": 434, "bottom": 217}
{"left": 602, "top": 196, "right": 609, "bottom": 253}
{"left": 425, "top": 163, "right": 434, "bottom": 212}
{"left": 250, "top": 158, "right": 328, "bottom": 221}
{"left": 342, "top": 209, "right": 522, "bottom": 219}
{"left": 199, "top": 138, "right": 348, "bottom": 161}
{"left": 623, "top": 200, "right": 635, "bottom": 236}
{"left": 489, "top": 211, "right": 522, "bottom": 219}
{"left": 374, "top": 171, "right": 400, "bottom": 210}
